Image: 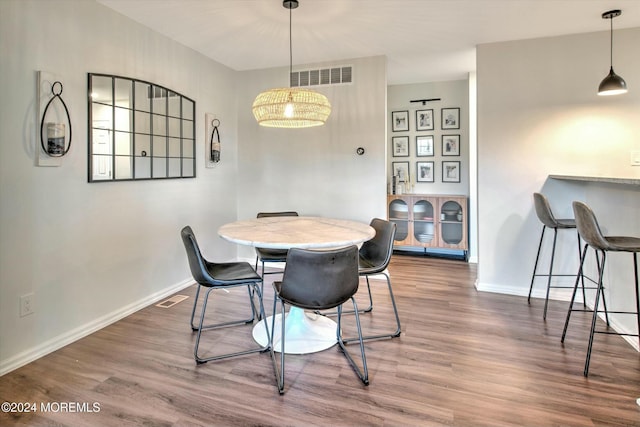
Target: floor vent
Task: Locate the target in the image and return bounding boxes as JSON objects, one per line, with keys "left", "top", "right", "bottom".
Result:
{"left": 290, "top": 65, "right": 353, "bottom": 87}
{"left": 156, "top": 295, "right": 189, "bottom": 308}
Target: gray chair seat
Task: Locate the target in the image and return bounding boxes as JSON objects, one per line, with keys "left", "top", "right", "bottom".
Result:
{"left": 600, "top": 236, "right": 640, "bottom": 251}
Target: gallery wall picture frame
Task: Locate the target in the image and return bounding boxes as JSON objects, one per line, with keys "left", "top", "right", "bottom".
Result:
{"left": 392, "top": 136, "right": 410, "bottom": 157}
{"left": 442, "top": 134, "right": 460, "bottom": 156}
{"left": 416, "top": 161, "right": 435, "bottom": 183}
{"left": 441, "top": 107, "right": 460, "bottom": 130}
{"left": 391, "top": 110, "right": 409, "bottom": 132}
{"left": 442, "top": 161, "right": 461, "bottom": 183}
{"left": 415, "top": 109, "right": 434, "bottom": 131}
{"left": 392, "top": 161, "right": 410, "bottom": 182}
{"left": 416, "top": 135, "right": 434, "bottom": 157}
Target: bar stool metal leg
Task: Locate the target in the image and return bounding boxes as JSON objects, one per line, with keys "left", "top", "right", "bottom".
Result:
{"left": 528, "top": 225, "right": 547, "bottom": 304}
{"left": 542, "top": 228, "right": 559, "bottom": 320}
{"left": 584, "top": 251, "right": 606, "bottom": 376}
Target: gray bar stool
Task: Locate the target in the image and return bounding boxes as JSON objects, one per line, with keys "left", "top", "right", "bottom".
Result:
{"left": 561, "top": 201, "right": 640, "bottom": 376}
{"left": 527, "top": 192, "right": 585, "bottom": 319}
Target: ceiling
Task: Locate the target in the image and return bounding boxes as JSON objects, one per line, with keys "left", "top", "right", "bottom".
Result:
{"left": 97, "top": 0, "right": 640, "bottom": 85}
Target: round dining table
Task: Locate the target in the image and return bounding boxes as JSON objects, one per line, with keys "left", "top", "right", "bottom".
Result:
{"left": 218, "top": 216, "right": 375, "bottom": 354}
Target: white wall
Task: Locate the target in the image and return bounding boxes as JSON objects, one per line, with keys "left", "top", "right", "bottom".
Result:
{"left": 0, "top": 0, "right": 240, "bottom": 374}
{"left": 234, "top": 56, "right": 388, "bottom": 260}
{"left": 476, "top": 28, "right": 640, "bottom": 336}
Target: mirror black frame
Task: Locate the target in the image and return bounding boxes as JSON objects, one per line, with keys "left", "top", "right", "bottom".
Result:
{"left": 87, "top": 73, "right": 196, "bottom": 182}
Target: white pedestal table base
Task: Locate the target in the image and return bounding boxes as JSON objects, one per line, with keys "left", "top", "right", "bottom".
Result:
{"left": 252, "top": 306, "right": 337, "bottom": 354}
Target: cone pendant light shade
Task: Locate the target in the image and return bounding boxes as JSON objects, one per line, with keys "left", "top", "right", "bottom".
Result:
{"left": 252, "top": 0, "right": 331, "bottom": 128}
{"left": 598, "top": 10, "right": 627, "bottom": 96}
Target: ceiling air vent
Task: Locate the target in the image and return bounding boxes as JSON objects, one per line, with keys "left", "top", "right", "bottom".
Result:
{"left": 290, "top": 65, "right": 353, "bottom": 88}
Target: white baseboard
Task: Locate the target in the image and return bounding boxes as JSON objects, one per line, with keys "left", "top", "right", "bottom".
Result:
{"left": 0, "top": 278, "right": 195, "bottom": 377}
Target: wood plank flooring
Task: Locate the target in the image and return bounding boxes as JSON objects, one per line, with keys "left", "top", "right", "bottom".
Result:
{"left": 2, "top": 255, "right": 640, "bottom": 426}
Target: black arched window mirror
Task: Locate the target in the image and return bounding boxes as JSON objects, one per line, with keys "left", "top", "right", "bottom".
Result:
{"left": 88, "top": 73, "right": 196, "bottom": 182}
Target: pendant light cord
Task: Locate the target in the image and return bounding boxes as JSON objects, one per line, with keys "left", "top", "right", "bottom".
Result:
{"left": 609, "top": 17, "right": 613, "bottom": 68}
{"left": 289, "top": 5, "right": 293, "bottom": 87}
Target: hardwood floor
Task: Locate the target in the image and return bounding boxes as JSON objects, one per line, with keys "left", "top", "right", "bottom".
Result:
{"left": 2, "top": 255, "right": 640, "bottom": 426}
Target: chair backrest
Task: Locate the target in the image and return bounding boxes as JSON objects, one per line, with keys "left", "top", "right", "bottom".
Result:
{"left": 180, "top": 225, "right": 214, "bottom": 286}
{"left": 533, "top": 192, "right": 561, "bottom": 228}
{"left": 359, "top": 218, "right": 396, "bottom": 273}
{"left": 257, "top": 211, "right": 299, "bottom": 218}
{"left": 572, "top": 201, "right": 610, "bottom": 251}
{"left": 277, "top": 246, "right": 359, "bottom": 310}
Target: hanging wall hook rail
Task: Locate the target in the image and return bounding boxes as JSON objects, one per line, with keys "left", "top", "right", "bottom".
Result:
{"left": 410, "top": 98, "right": 441, "bottom": 105}
{"left": 40, "top": 81, "right": 72, "bottom": 157}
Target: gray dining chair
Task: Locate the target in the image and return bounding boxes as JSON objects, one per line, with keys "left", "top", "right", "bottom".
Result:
{"left": 270, "top": 245, "right": 368, "bottom": 394}
{"left": 561, "top": 202, "right": 640, "bottom": 376}
{"left": 180, "top": 225, "right": 270, "bottom": 364}
{"left": 341, "top": 218, "right": 401, "bottom": 342}
{"left": 254, "top": 211, "right": 299, "bottom": 281}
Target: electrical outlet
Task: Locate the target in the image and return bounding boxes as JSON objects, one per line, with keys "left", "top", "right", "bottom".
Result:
{"left": 20, "top": 293, "right": 35, "bottom": 317}
{"left": 631, "top": 150, "right": 640, "bottom": 166}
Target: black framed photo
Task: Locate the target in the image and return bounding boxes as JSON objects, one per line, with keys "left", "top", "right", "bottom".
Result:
{"left": 441, "top": 108, "right": 460, "bottom": 130}
{"left": 442, "top": 134, "right": 460, "bottom": 156}
{"left": 415, "top": 109, "right": 434, "bottom": 131}
{"left": 442, "top": 161, "right": 461, "bottom": 183}
{"left": 391, "top": 110, "right": 409, "bottom": 132}
{"left": 416, "top": 135, "right": 434, "bottom": 157}
{"left": 391, "top": 161, "right": 410, "bottom": 182}
{"left": 416, "top": 161, "right": 434, "bottom": 183}
{"left": 392, "top": 136, "right": 409, "bottom": 157}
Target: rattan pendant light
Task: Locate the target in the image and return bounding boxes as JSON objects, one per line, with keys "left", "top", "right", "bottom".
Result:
{"left": 252, "top": 0, "right": 331, "bottom": 128}
{"left": 598, "top": 9, "right": 627, "bottom": 96}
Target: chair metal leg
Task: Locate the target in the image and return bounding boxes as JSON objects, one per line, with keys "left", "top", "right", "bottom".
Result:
{"left": 190, "top": 284, "right": 256, "bottom": 331}
{"left": 584, "top": 251, "right": 606, "bottom": 376}
{"left": 528, "top": 225, "right": 546, "bottom": 303}
{"left": 633, "top": 252, "right": 640, "bottom": 352}
{"left": 561, "top": 243, "right": 588, "bottom": 343}
{"left": 337, "top": 300, "right": 369, "bottom": 385}
{"left": 577, "top": 234, "right": 587, "bottom": 308}
{"left": 593, "top": 251, "right": 610, "bottom": 326}
{"left": 269, "top": 296, "right": 286, "bottom": 394}
{"left": 193, "top": 283, "right": 269, "bottom": 364}
{"left": 270, "top": 296, "right": 370, "bottom": 393}
{"left": 542, "top": 228, "right": 559, "bottom": 320}
{"left": 634, "top": 254, "right": 640, "bottom": 351}
{"left": 343, "top": 272, "right": 401, "bottom": 343}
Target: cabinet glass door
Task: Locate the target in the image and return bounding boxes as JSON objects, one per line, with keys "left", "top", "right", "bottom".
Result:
{"left": 388, "top": 199, "right": 409, "bottom": 242}
{"left": 413, "top": 199, "right": 435, "bottom": 245}
{"left": 440, "top": 200, "right": 463, "bottom": 245}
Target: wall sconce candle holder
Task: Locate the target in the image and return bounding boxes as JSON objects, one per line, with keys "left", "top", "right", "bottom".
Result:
{"left": 40, "top": 81, "right": 72, "bottom": 157}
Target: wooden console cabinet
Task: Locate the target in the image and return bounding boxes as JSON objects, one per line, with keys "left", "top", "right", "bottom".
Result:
{"left": 387, "top": 194, "right": 468, "bottom": 255}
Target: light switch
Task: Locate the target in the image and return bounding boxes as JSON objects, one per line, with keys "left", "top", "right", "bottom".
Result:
{"left": 631, "top": 150, "right": 640, "bottom": 166}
